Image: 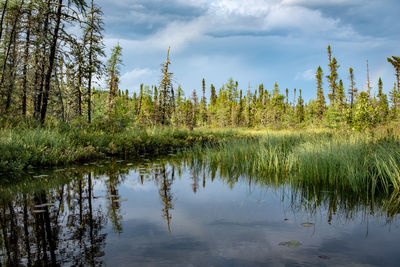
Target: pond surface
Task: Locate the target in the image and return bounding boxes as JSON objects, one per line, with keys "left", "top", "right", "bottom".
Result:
{"left": 0, "top": 155, "right": 400, "bottom": 266}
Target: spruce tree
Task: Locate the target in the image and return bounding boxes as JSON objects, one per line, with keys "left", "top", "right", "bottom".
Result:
{"left": 84, "top": 0, "right": 105, "bottom": 123}
{"left": 389, "top": 82, "right": 399, "bottom": 119}
{"left": 387, "top": 56, "right": 400, "bottom": 92}
{"left": 337, "top": 79, "right": 345, "bottom": 109}
{"left": 315, "top": 66, "right": 325, "bottom": 119}
{"left": 348, "top": 68, "right": 357, "bottom": 123}
{"left": 200, "top": 78, "right": 207, "bottom": 125}
{"left": 376, "top": 78, "right": 389, "bottom": 123}
{"left": 159, "top": 47, "right": 174, "bottom": 125}
{"left": 326, "top": 46, "right": 339, "bottom": 104}
{"left": 296, "top": 89, "right": 305, "bottom": 123}
{"left": 106, "top": 44, "right": 122, "bottom": 116}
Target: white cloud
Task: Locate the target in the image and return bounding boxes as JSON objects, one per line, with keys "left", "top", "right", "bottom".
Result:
{"left": 120, "top": 68, "right": 158, "bottom": 91}
{"left": 295, "top": 69, "right": 315, "bottom": 81}
{"left": 121, "top": 68, "right": 155, "bottom": 83}
{"left": 102, "top": 0, "right": 361, "bottom": 54}
{"left": 282, "top": 0, "right": 360, "bottom": 6}
{"left": 206, "top": 0, "right": 358, "bottom": 39}
{"left": 104, "top": 18, "right": 207, "bottom": 53}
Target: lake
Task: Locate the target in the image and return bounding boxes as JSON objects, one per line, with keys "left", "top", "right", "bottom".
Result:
{"left": 1, "top": 155, "right": 399, "bottom": 266}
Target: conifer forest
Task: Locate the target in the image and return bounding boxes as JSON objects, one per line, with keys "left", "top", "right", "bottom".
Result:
{"left": 1, "top": 0, "right": 400, "bottom": 266}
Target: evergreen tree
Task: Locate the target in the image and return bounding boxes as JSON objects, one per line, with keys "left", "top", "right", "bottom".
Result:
{"left": 387, "top": 56, "right": 400, "bottom": 92}
{"left": 175, "top": 85, "right": 184, "bottom": 126}
{"left": 296, "top": 89, "right": 305, "bottom": 123}
{"left": 389, "top": 82, "right": 399, "bottom": 119}
{"left": 326, "top": 46, "right": 339, "bottom": 104}
{"left": 271, "top": 82, "right": 285, "bottom": 123}
{"left": 200, "top": 78, "right": 207, "bottom": 126}
{"left": 337, "top": 79, "right": 345, "bottom": 110}
{"left": 159, "top": 47, "right": 174, "bottom": 125}
{"left": 315, "top": 66, "right": 326, "bottom": 119}
{"left": 152, "top": 86, "right": 159, "bottom": 124}
{"left": 353, "top": 92, "right": 376, "bottom": 130}
{"left": 84, "top": 0, "right": 105, "bottom": 123}
{"left": 191, "top": 90, "right": 199, "bottom": 129}
{"left": 106, "top": 44, "right": 122, "bottom": 116}
{"left": 348, "top": 67, "right": 357, "bottom": 124}
{"left": 376, "top": 78, "right": 389, "bottom": 123}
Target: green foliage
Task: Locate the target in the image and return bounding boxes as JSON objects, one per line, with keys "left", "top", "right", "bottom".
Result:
{"left": 353, "top": 92, "right": 377, "bottom": 130}
{"left": 185, "top": 130, "right": 400, "bottom": 196}
{"left": 0, "top": 124, "right": 247, "bottom": 172}
{"left": 376, "top": 78, "right": 389, "bottom": 123}
{"left": 315, "top": 66, "right": 325, "bottom": 119}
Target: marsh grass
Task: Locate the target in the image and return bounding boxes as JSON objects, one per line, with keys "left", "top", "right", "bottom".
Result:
{"left": 183, "top": 129, "right": 400, "bottom": 196}
{"left": 0, "top": 125, "right": 248, "bottom": 172}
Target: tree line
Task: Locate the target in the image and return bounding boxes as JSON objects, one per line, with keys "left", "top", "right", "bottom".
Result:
{"left": 0, "top": 1, "right": 399, "bottom": 130}
{"left": 0, "top": 0, "right": 103, "bottom": 124}
{"left": 97, "top": 45, "right": 400, "bottom": 131}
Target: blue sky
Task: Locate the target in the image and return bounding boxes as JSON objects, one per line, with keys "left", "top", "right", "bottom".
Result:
{"left": 97, "top": 0, "right": 400, "bottom": 102}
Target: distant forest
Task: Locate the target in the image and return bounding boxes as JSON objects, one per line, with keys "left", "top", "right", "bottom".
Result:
{"left": 0, "top": 0, "right": 399, "bottom": 130}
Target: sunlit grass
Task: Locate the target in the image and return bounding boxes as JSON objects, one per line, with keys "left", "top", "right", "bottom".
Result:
{"left": 184, "top": 129, "right": 400, "bottom": 196}
{"left": 0, "top": 126, "right": 249, "bottom": 172}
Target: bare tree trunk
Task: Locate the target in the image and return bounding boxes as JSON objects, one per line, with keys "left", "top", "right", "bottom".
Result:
{"left": 87, "top": 70, "right": 92, "bottom": 123}
{"left": 0, "top": 0, "right": 9, "bottom": 41}
{"left": 40, "top": 0, "right": 63, "bottom": 125}
{"left": 56, "top": 67, "right": 65, "bottom": 121}
{"left": 77, "top": 65, "right": 82, "bottom": 116}
{"left": 4, "top": 37, "right": 17, "bottom": 112}
{"left": 0, "top": 0, "right": 24, "bottom": 110}
{"left": 87, "top": 10, "right": 94, "bottom": 123}
{"left": 34, "top": 0, "right": 51, "bottom": 119}
{"left": 22, "top": 7, "right": 32, "bottom": 115}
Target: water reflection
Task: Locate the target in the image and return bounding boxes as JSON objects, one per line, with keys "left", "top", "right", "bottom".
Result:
{"left": 0, "top": 171, "right": 107, "bottom": 266}
{"left": 0, "top": 155, "right": 400, "bottom": 266}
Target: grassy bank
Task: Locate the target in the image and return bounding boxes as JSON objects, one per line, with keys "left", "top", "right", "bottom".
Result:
{"left": 3, "top": 121, "right": 400, "bottom": 198}
{"left": 184, "top": 129, "right": 400, "bottom": 195}
{"left": 0, "top": 125, "right": 249, "bottom": 172}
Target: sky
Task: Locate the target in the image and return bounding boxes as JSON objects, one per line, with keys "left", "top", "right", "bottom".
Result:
{"left": 96, "top": 0, "right": 400, "bottom": 102}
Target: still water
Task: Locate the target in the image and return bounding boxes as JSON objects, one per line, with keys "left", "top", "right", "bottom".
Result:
{"left": 0, "top": 155, "right": 399, "bottom": 266}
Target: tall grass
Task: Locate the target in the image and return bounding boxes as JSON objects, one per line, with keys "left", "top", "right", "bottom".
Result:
{"left": 183, "top": 130, "right": 400, "bottom": 196}
{"left": 0, "top": 125, "right": 249, "bottom": 172}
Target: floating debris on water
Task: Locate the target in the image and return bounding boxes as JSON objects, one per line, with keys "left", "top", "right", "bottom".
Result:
{"left": 301, "top": 222, "right": 315, "bottom": 227}
{"left": 113, "top": 199, "right": 128, "bottom": 203}
{"left": 279, "top": 241, "right": 302, "bottom": 248}
{"left": 32, "top": 210, "right": 46, "bottom": 213}
{"left": 319, "top": 255, "right": 330, "bottom": 259}
{"left": 34, "top": 203, "right": 54, "bottom": 208}
{"left": 32, "top": 175, "right": 49, "bottom": 178}
{"left": 127, "top": 163, "right": 133, "bottom": 166}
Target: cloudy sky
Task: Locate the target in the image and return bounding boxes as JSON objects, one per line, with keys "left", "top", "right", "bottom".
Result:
{"left": 96, "top": 0, "right": 400, "bottom": 101}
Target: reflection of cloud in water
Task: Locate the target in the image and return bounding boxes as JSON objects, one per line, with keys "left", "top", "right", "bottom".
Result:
{"left": 123, "top": 176, "right": 155, "bottom": 192}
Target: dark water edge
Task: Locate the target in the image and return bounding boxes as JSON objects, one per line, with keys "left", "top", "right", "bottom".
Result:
{"left": 0, "top": 155, "right": 400, "bottom": 266}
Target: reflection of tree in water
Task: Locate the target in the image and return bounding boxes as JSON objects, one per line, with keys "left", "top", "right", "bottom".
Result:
{"left": 105, "top": 171, "right": 124, "bottom": 234}
{"left": 157, "top": 165, "right": 175, "bottom": 233}
{"left": 191, "top": 168, "right": 199, "bottom": 194}
{"left": 0, "top": 172, "right": 107, "bottom": 266}
{"left": 183, "top": 153, "right": 400, "bottom": 224}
